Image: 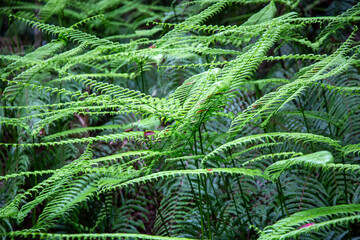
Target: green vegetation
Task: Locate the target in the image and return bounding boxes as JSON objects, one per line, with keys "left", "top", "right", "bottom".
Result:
{"left": 1, "top": 0, "right": 360, "bottom": 239}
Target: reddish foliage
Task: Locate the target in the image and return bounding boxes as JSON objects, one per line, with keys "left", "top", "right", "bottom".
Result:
{"left": 144, "top": 131, "right": 156, "bottom": 137}
{"left": 300, "top": 223, "right": 315, "bottom": 229}
{"left": 196, "top": 109, "right": 206, "bottom": 114}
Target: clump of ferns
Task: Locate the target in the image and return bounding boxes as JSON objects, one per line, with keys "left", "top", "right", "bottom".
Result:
{"left": 2, "top": 1, "right": 360, "bottom": 240}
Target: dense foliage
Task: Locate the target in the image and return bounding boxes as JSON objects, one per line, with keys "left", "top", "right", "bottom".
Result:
{"left": 1, "top": 0, "right": 360, "bottom": 239}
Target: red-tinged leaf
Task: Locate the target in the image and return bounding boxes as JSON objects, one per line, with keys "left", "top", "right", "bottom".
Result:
{"left": 144, "top": 131, "right": 155, "bottom": 137}
{"left": 186, "top": 82, "right": 195, "bottom": 85}
{"left": 252, "top": 105, "right": 258, "bottom": 112}
{"left": 197, "top": 109, "right": 206, "bottom": 114}
{"left": 300, "top": 223, "right": 315, "bottom": 229}
{"left": 148, "top": 44, "right": 156, "bottom": 49}
{"left": 39, "top": 128, "right": 46, "bottom": 136}
{"left": 125, "top": 128, "right": 133, "bottom": 132}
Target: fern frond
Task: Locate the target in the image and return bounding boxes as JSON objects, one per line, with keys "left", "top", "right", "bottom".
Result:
{"left": 43, "top": 124, "right": 130, "bottom": 141}
{"left": 0, "top": 131, "right": 147, "bottom": 147}
{"left": 264, "top": 151, "right": 334, "bottom": 180}
{"left": 259, "top": 204, "right": 360, "bottom": 240}
{"left": 203, "top": 133, "right": 340, "bottom": 164}
{"left": 342, "top": 143, "right": 360, "bottom": 156}
{"left": 6, "top": 14, "right": 117, "bottom": 48}
{"left": 98, "top": 168, "right": 263, "bottom": 194}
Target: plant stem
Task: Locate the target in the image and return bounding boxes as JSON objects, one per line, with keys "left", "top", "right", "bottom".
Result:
{"left": 230, "top": 158, "right": 253, "bottom": 225}
{"left": 320, "top": 82, "right": 332, "bottom": 135}
{"left": 297, "top": 96, "right": 310, "bottom": 133}
{"left": 341, "top": 156, "right": 349, "bottom": 204}
{"left": 320, "top": 83, "right": 348, "bottom": 202}
{"left": 145, "top": 182, "right": 171, "bottom": 237}
{"left": 277, "top": 179, "right": 289, "bottom": 217}
{"left": 174, "top": 129, "right": 206, "bottom": 239}
{"left": 32, "top": 135, "right": 37, "bottom": 226}
{"left": 223, "top": 173, "right": 242, "bottom": 221}
{"left": 276, "top": 181, "right": 285, "bottom": 217}
{"left": 180, "top": 159, "right": 205, "bottom": 240}
{"left": 171, "top": 0, "right": 179, "bottom": 23}
{"left": 59, "top": 81, "right": 62, "bottom": 103}
{"left": 342, "top": 157, "right": 351, "bottom": 240}
{"left": 140, "top": 61, "right": 146, "bottom": 94}
{"left": 198, "top": 127, "right": 214, "bottom": 239}
{"left": 194, "top": 133, "right": 211, "bottom": 239}
{"left": 321, "top": 83, "right": 349, "bottom": 220}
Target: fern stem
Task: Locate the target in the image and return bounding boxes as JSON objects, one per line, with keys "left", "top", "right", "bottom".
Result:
{"left": 140, "top": 62, "right": 145, "bottom": 94}
{"left": 58, "top": 12, "right": 63, "bottom": 27}
{"left": 255, "top": 84, "right": 262, "bottom": 101}
{"left": 223, "top": 173, "right": 242, "bottom": 220}
{"left": 197, "top": 174, "right": 206, "bottom": 239}
{"left": 32, "top": 135, "right": 37, "bottom": 226}
{"left": 222, "top": 152, "right": 245, "bottom": 230}
{"left": 262, "top": 126, "right": 289, "bottom": 219}
{"left": 277, "top": 179, "right": 289, "bottom": 217}
{"left": 198, "top": 127, "right": 214, "bottom": 238}
{"left": 320, "top": 82, "right": 333, "bottom": 135}
{"left": 296, "top": 96, "right": 316, "bottom": 152}
{"left": 145, "top": 182, "right": 171, "bottom": 237}
{"left": 174, "top": 131, "right": 206, "bottom": 239}
{"left": 171, "top": 0, "right": 179, "bottom": 23}
{"left": 230, "top": 158, "right": 253, "bottom": 226}
{"left": 295, "top": 96, "right": 311, "bottom": 135}
{"left": 59, "top": 81, "right": 62, "bottom": 103}
{"left": 199, "top": 172, "right": 212, "bottom": 239}
{"left": 194, "top": 133, "right": 212, "bottom": 239}
{"left": 203, "top": 179, "right": 212, "bottom": 239}
{"left": 198, "top": 113, "right": 221, "bottom": 236}
{"left": 134, "top": 62, "right": 142, "bottom": 92}
{"left": 320, "top": 82, "right": 349, "bottom": 208}
{"left": 202, "top": 123, "right": 221, "bottom": 207}
{"left": 341, "top": 157, "right": 349, "bottom": 203}
{"left": 3, "top": 98, "right": 6, "bottom": 118}
{"left": 275, "top": 181, "right": 285, "bottom": 217}
{"left": 198, "top": 127, "right": 204, "bottom": 155}
{"left": 174, "top": 133, "right": 206, "bottom": 239}
{"left": 180, "top": 159, "right": 205, "bottom": 239}
{"left": 198, "top": 127, "right": 216, "bottom": 216}
{"left": 320, "top": 82, "right": 350, "bottom": 240}
{"left": 342, "top": 156, "right": 351, "bottom": 240}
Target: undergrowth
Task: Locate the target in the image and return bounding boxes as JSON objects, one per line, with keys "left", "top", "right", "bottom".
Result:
{"left": 1, "top": 0, "right": 360, "bottom": 239}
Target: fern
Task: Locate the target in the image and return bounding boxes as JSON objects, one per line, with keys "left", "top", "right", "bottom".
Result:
{"left": 1, "top": 0, "right": 360, "bottom": 239}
